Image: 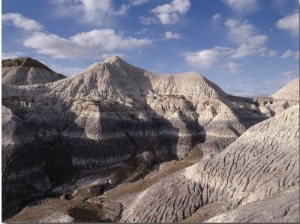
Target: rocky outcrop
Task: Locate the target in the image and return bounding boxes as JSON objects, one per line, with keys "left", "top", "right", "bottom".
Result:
{"left": 2, "top": 57, "right": 65, "bottom": 85}
{"left": 2, "top": 56, "right": 297, "bottom": 220}
{"left": 120, "top": 105, "right": 299, "bottom": 223}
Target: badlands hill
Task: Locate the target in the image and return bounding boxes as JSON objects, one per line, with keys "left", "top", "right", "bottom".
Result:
{"left": 121, "top": 104, "right": 299, "bottom": 223}
{"left": 2, "top": 57, "right": 65, "bottom": 85}
{"left": 2, "top": 56, "right": 299, "bottom": 222}
{"left": 272, "top": 77, "right": 299, "bottom": 102}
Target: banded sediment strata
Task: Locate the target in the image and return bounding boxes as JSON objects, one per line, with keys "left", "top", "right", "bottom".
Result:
{"left": 120, "top": 105, "right": 299, "bottom": 223}
{"left": 2, "top": 56, "right": 298, "bottom": 221}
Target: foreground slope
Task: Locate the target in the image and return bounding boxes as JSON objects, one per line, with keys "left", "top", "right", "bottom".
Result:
{"left": 2, "top": 105, "right": 52, "bottom": 218}
{"left": 120, "top": 104, "right": 299, "bottom": 223}
{"left": 204, "top": 187, "right": 299, "bottom": 223}
{"left": 2, "top": 57, "right": 65, "bottom": 85}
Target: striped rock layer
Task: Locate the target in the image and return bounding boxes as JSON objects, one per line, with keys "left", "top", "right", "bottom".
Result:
{"left": 2, "top": 56, "right": 298, "bottom": 219}
{"left": 120, "top": 105, "right": 299, "bottom": 223}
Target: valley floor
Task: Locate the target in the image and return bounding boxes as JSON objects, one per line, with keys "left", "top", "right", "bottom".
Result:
{"left": 5, "top": 149, "right": 203, "bottom": 223}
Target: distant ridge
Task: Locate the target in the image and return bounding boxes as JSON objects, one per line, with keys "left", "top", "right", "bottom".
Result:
{"left": 2, "top": 57, "right": 66, "bottom": 85}
{"left": 2, "top": 57, "right": 53, "bottom": 71}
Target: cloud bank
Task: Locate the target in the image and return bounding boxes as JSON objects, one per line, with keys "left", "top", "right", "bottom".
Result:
{"left": 276, "top": 10, "right": 299, "bottom": 37}
{"left": 184, "top": 18, "right": 275, "bottom": 72}
{"left": 151, "top": 0, "right": 191, "bottom": 25}
{"left": 2, "top": 13, "right": 43, "bottom": 31}
{"left": 23, "top": 29, "right": 152, "bottom": 59}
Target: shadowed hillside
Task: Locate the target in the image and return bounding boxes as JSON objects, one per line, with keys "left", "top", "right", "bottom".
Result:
{"left": 2, "top": 56, "right": 299, "bottom": 222}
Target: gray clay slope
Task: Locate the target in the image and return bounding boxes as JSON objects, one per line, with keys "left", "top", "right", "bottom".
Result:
{"left": 2, "top": 57, "right": 65, "bottom": 85}
{"left": 120, "top": 104, "right": 299, "bottom": 223}
{"left": 2, "top": 56, "right": 299, "bottom": 220}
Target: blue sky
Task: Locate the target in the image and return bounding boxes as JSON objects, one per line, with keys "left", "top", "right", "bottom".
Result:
{"left": 2, "top": 0, "right": 299, "bottom": 97}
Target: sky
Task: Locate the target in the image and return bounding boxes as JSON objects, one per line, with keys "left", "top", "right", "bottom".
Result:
{"left": 1, "top": 0, "right": 299, "bottom": 97}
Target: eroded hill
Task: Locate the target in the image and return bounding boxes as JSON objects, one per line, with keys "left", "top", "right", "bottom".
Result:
{"left": 2, "top": 56, "right": 299, "bottom": 222}
{"left": 2, "top": 57, "right": 65, "bottom": 86}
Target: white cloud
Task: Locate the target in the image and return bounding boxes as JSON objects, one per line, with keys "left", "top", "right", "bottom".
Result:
{"left": 184, "top": 19, "right": 277, "bottom": 72}
{"left": 23, "top": 30, "right": 152, "bottom": 59}
{"left": 2, "top": 13, "right": 43, "bottom": 31}
{"left": 184, "top": 46, "right": 238, "bottom": 72}
{"left": 212, "top": 13, "right": 223, "bottom": 29}
{"left": 225, "top": 19, "right": 268, "bottom": 58}
{"left": 281, "top": 50, "right": 299, "bottom": 59}
{"left": 281, "top": 50, "right": 294, "bottom": 58}
{"left": 268, "top": 50, "right": 278, "bottom": 57}
{"left": 232, "top": 43, "right": 261, "bottom": 58}
{"left": 295, "top": 51, "right": 300, "bottom": 59}
{"left": 78, "top": 0, "right": 112, "bottom": 14}
{"left": 51, "top": 0, "right": 131, "bottom": 24}
{"left": 225, "top": 19, "right": 267, "bottom": 45}
{"left": 276, "top": 10, "right": 299, "bottom": 37}
{"left": 140, "top": 16, "right": 158, "bottom": 25}
{"left": 131, "top": 0, "right": 148, "bottom": 6}
{"left": 136, "top": 28, "right": 150, "bottom": 35}
{"left": 223, "top": 0, "right": 258, "bottom": 15}
{"left": 184, "top": 49, "right": 220, "bottom": 68}
{"left": 223, "top": 62, "right": 240, "bottom": 73}
{"left": 114, "top": 4, "right": 131, "bottom": 16}
{"left": 165, "top": 31, "right": 182, "bottom": 39}
{"left": 52, "top": 0, "right": 152, "bottom": 24}
{"left": 212, "top": 13, "right": 222, "bottom": 21}
{"left": 151, "top": 0, "right": 191, "bottom": 25}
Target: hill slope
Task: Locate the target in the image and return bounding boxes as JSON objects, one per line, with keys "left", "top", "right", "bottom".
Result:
{"left": 2, "top": 57, "right": 65, "bottom": 85}
{"left": 120, "top": 104, "right": 299, "bottom": 223}
{"left": 2, "top": 56, "right": 298, "bottom": 221}
{"left": 271, "top": 77, "right": 299, "bottom": 102}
